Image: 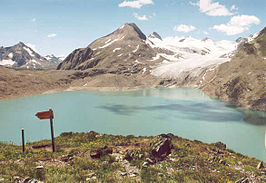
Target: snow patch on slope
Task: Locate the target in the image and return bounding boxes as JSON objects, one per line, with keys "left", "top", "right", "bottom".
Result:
{"left": 113, "top": 48, "right": 121, "bottom": 52}
{"left": 133, "top": 45, "right": 139, "bottom": 53}
{"left": 8, "top": 53, "right": 13, "bottom": 59}
{"left": 0, "top": 59, "right": 16, "bottom": 66}
{"left": 99, "top": 36, "right": 125, "bottom": 49}
{"left": 23, "top": 47, "right": 35, "bottom": 57}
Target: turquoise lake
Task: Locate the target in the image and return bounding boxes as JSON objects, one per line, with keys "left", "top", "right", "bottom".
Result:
{"left": 0, "top": 88, "right": 265, "bottom": 161}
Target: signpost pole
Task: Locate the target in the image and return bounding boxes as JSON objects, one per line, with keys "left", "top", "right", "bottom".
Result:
{"left": 22, "top": 128, "right": 25, "bottom": 153}
{"left": 49, "top": 109, "right": 55, "bottom": 152}
{"left": 35, "top": 109, "right": 55, "bottom": 152}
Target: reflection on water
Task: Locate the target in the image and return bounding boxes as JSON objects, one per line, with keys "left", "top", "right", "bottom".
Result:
{"left": 239, "top": 109, "right": 266, "bottom": 125}
{"left": 98, "top": 88, "right": 266, "bottom": 126}
{"left": 225, "top": 103, "right": 266, "bottom": 125}
{"left": 98, "top": 103, "right": 244, "bottom": 122}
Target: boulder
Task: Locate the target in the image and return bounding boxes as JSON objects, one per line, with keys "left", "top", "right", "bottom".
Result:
{"left": 257, "top": 161, "right": 264, "bottom": 169}
{"left": 22, "top": 178, "right": 40, "bottom": 183}
{"left": 61, "top": 153, "right": 74, "bottom": 162}
{"left": 151, "top": 138, "right": 173, "bottom": 159}
{"left": 90, "top": 146, "right": 113, "bottom": 159}
{"left": 124, "top": 150, "right": 144, "bottom": 161}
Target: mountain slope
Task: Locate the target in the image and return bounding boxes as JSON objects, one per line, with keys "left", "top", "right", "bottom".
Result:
{"left": 57, "top": 23, "right": 239, "bottom": 88}
{"left": 57, "top": 23, "right": 159, "bottom": 74}
{"left": 0, "top": 65, "right": 75, "bottom": 100}
{"left": 201, "top": 27, "right": 266, "bottom": 112}
{"left": 0, "top": 42, "right": 59, "bottom": 69}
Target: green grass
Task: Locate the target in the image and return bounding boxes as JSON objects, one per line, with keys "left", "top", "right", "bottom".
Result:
{"left": 0, "top": 131, "right": 263, "bottom": 183}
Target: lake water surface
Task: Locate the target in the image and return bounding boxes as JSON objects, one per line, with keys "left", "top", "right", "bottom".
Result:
{"left": 0, "top": 88, "right": 265, "bottom": 161}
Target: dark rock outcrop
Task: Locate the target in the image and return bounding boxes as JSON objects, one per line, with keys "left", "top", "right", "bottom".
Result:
{"left": 90, "top": 146, "right": 113, "bottom": 159}
{"left": 151, "top": 137, "right": 173, "bottom": 159}
{"left": 148, "top": 32, "right": 162, "bottom": 40}
{"left": 57, "top": 48, "right": 94, "bottom": 70}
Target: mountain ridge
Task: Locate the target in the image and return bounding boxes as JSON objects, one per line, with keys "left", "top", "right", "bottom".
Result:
{"left": 0, "top": 42, "right": 62, "bottom": 69}
{"left": 0, "top": 23, "right": 265, "bottom": 112}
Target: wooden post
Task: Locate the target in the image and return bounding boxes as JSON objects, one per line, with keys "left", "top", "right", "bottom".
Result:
{"left": 22, "top": 128, "right": 25, "bottom": 153}
{"left": 49, "top": 109, "right": 55, "bottom": 152}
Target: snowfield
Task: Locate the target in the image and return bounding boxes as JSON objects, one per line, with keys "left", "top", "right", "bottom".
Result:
{"left": 0, "top": 59, "right": 16, "bottom": 66}
{"left": 147, "top": 36, "right": 237, "bottom": 79}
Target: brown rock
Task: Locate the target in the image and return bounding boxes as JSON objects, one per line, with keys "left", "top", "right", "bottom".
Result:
{"left": 90, "top": 146, "right": 113, "bottom": 159}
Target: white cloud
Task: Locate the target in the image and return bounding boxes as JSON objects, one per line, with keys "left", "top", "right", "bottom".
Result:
{"left": 134, "top": 13, "right": 148, "bottom": 21}
{"left": 190, "top": 0, "right": 233, "bottom": 16}
{"left": 173, "top": 24, "right": 196, "bottom": 33}
{"left": 47, "top": 33, "right": 57, "bottom": 38}
{"left": 230, "top": 5, "right": 238, "bottom": 11}
{"left": 203, "top": 31, "right": 209, "bottom": 35}
{"left": 119, "top": 0, "right": 154, "bottom": 9}
{"left": 213, "top": 15, "right": 260, "bottom": 35}
{"left": 25, "top": 43, "right": 37, "bottom": 52}
{"left": 32, "top": 18, "right": 36, "bottom": 22}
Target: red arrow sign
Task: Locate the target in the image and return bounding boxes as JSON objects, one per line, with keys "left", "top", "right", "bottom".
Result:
{"left": 35, "top": 109, "right": 54, "bottom": 119}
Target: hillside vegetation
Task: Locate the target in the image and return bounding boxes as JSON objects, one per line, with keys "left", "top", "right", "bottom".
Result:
{"left": 0, "top": 131, "right": 265, "bottom": 182}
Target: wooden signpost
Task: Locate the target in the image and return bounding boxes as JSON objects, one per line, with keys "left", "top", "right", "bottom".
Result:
{"left": 22, "top": 128, "right": 25, "bottom": 153}
{"left": 35, "top": 109, "right": 55, "bottom": 152}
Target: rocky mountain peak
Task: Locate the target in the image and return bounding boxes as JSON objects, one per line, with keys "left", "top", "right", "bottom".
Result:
{"left": 57, "top": 23, "right": 158, "bottom": 71}
{"left": 148, "top": 32, "right": 162, "bottom": 40}
{"left": 112, "top": 23, "right": 146, "bottom": 40}
{"left": 13, "top": 42, "right": 27, "bottom": 48}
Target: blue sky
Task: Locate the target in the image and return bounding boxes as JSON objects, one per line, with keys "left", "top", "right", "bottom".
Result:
{"left": 0, "top": 0, "right": 265, "bottom": 56}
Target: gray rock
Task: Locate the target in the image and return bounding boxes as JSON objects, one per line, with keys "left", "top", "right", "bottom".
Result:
{"left": 120, "top": 172, "right": 127, "bottom": 177}
{"left": 257, "top": 161, "right": 264, "bottom": 169}
{"left": 22, "top": 178, "right": 39, "bottom": 183}
{"left": 61, "top": 153, "right": 74, "bottom": 162}
{"left": 36, "top": 165, "right": 44, "bottom": 170}
{"left": 124, "top": 150, "right": 144, "bottom": 162}
{"left": 142, "top": 161, "right": 149, "bottom": 168}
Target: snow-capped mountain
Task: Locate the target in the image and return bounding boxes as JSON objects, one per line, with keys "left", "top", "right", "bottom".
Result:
{"left": 57, "top": 23, "right": 158, "bottom": 73}
{"left": 0, "top": 42, "right": 60, "bottom": 69}
{"left": 58, "top": 23, "right": 239, "bottom": 83}
{"left": 45, "top": 54, "right": 64, "bottom": 64}
{"left": 147, "top": 35, "right": 237, "bottom": 79}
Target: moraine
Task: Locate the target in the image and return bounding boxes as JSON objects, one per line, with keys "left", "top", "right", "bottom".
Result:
{"left": 0, "top": 88, "right": 265, "bottom": 161}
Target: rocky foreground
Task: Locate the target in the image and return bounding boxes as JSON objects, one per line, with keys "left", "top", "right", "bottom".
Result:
{"left": 0, "top": 131, "right": 265, "bottom": 183}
